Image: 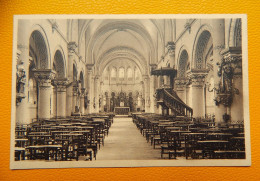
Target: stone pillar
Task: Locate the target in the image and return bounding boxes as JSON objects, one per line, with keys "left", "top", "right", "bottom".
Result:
{"left": 86, "top": 64, "right": 94, "bottom": 113}
{"left": 72, "top": 82, "right": 79, "bottom": 113}
{"left": 34, "top": 70, "right": 55, "bottom": 119}
{"left": 52, "top": 87, "right": 57, "bottom": 117}
{"left": 53, "top": 79, "right": 68, "bottom": 118}
{"left": 16, "top": 20, "right": 31, "bottom": 125}
{"left": 186, "top": 83, "right": 192, "bottom": 108}
{"left": 149, "top": 76, "right": 155, "bottom": 113}
{"left": 107, "top": 96, "right": 111, "bottom": 113}
{"left": 166, "top": 41, "right": 176, "bottom": 69}
{"left": 175, "top": 78, "right": 189, "bottom": 103}
{"left": 143, "top": 75, "right": 150, "bottom": 112}
{"left": 94, "top": 76, "right": 100, "bottom": 113}
{"left": 212, "top": 19, "right": 226, "bottom": 123}
{"left": 80, "top": 88, "right": 85, "bottom": 115}
{"left": 67, "top": 42, "right": 77, "bottom": 116}
{"left": 149, "top": 64, "right": 157, "bottom": 113}
{"left": 188, "top": 70, "right": 208, "bottom": 118}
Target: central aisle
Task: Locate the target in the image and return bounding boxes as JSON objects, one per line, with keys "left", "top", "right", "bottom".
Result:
{"left": 96, "top": 117, "right": 161, "bottom": 160}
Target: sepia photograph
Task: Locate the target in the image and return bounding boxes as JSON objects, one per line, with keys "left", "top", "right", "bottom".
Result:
{"left": 10, "top": 14, "right": 250, "bottom": 169}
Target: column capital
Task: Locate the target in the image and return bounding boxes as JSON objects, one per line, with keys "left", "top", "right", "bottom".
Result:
{"left": 86, "top": 64, "right": 94, "bottom": 71}
{"left": 175, "top": 78, "right": 189, "bottom": 88}
{"left": 33, "top": 69, "right": 56, "bottom": 86}
{"left": 221, "top": 47, "right": 242, "bottom": 74}
{"left": 68, "top": 42, "right": 77, "bottom": 52}
{"left": 52, "top": 78, "right": 69, "bottom": 92}
{"left": 187, "top": 69, "right": 208, "bottom": 87}
{"left": 149, "top": 64, "right": 157, "bottom": 70}
{"left": 166, "top": 41, "right": 175, "bottom": 56}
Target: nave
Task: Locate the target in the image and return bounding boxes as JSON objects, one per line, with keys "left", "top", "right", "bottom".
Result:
{"left": 96, "top": 117, "right": 160, "bottom": 160}
{"left": 15, "top": 113, "right": 245, "bottom": 162}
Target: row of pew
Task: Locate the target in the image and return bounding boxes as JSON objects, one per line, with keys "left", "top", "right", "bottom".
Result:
{"left": 132, "top": 113, "right": 245, "bottom": 159}
{"left": 15, "top": 113, "right": 114, "bottom": 161}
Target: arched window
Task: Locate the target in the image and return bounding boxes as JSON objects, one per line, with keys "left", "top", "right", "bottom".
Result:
{"left": 111, "top": 67, "right": 116, "bottom": 81}
{"left": 178, "top": 50, "right": 188, "bottom": 78}
{"left": 119, "top": 67, "right": 125, "bottom": 80}
{"left": 127, "top": 68, "right": 133, "bottom": 80}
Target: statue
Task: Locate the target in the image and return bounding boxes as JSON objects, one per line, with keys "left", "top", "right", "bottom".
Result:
{"left": 217, "top": 60, "right": 233, "bottom": 93}
{"left": 16, "top": 69, "right": 26, "bottom": 93}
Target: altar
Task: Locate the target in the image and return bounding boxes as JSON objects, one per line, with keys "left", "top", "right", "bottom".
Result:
{"left": 114, "top": 107, "right": 130, "bottom": 115}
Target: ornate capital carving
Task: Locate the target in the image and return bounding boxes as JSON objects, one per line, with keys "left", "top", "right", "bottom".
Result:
{"left": 86, "top": 64, "right": 94, "bottom": 72}
{"left": 221, "top": 47, "right": 242, "bottom": 75}
{"left": 175, "top": 78, "right": 189, "bottom": 88}
{"left": 166, "top": 41, "right": 175, "bottom": 56}
{"left": 68, "top": 42, "right": 77, "bottom": 53}
{"left": 33, "top": 69, "right": 56, "bottom": 87}
{"left": 149, "top": 64, "right": 157, "bottom": 71}
{"left": 187, "top": 69, "right": 208, "bottom": 87}
{"left": 53, "top": 78, "right": 69, "bottom": 92}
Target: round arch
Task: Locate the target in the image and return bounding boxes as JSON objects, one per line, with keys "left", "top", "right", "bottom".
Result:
{"left": 192, "top": 24, "right": 213, "bottom": 69}
{"left": 177, "top": 49, "right": 189, "bottom": 78}
{"left": 228, "top": 19, "right": 242, "bottom": 47}
{"left": 29, "top": 24, "right": 51, "bottom": 69}
{"left": 97, "top": 46, "right": 147, "bottom": 75}
{"left": 52, "top": 47, "right": 66, "bottom": 79}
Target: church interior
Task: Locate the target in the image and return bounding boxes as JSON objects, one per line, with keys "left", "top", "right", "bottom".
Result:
{"left": 14, "top": 18, "right": 245, "bottom": 162}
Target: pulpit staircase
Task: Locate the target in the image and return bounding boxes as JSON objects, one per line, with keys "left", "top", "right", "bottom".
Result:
{"left": 156, "top": 88, "right": 193, "bottom": 117}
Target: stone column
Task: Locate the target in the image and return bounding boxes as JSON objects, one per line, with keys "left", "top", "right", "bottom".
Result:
{"left": 34, "top": 70, "right": 55, "bottom": 119}
{"left": 175, "top": 78, "right": 189, "bottom": 103}
{"left": 149, "top": 75, "right": 155, "bottom": 113}
{"left": 212, "top": 19, "right": 226, "bottom": 123}
{"left": 166, "top": 41, "right": 176, "bottom": 69}
{"left": 66, "top": 42, "right": 77, "bottom": 116}
{"left": 72, "top": 82, "right": 79, "bottom": 113}
{"left": 80, "top": 88, "right": 85, "bottom": 115}
{"left": 52, "top": 87, "right": 57, "bottom": 118}
{"left": 86, "top": 64, "right": 93, "bottom": 113}
{"left": 107, "top": 95, "right": 111, "bottom": 113}
{"left": 53, "top": 79, "right": 68, "bottom": 118}
{"left": 94, "top": 76, "right": 100, "bottom": 113}
{"left": 16, "top": 20, "right": 31, "bottom": 125}
{"left": 143, "top": 75, "right": 150, "bottom": 112}
{"left": 188, "top": 70, "right": 208, "bottom": 118}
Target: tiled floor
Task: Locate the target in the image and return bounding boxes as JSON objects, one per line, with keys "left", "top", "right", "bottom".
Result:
{"left": 96, "top": 117, "right": 161, "bottom": 160}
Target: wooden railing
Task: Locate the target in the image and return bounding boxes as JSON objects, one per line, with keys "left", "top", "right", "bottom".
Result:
{"left": 156, "top": 88, "right": 193, "bottom": 117}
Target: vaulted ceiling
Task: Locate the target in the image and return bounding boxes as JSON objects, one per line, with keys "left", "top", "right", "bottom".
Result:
{"left": 78, "top": 19, "right": 175, "bottom": 75}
